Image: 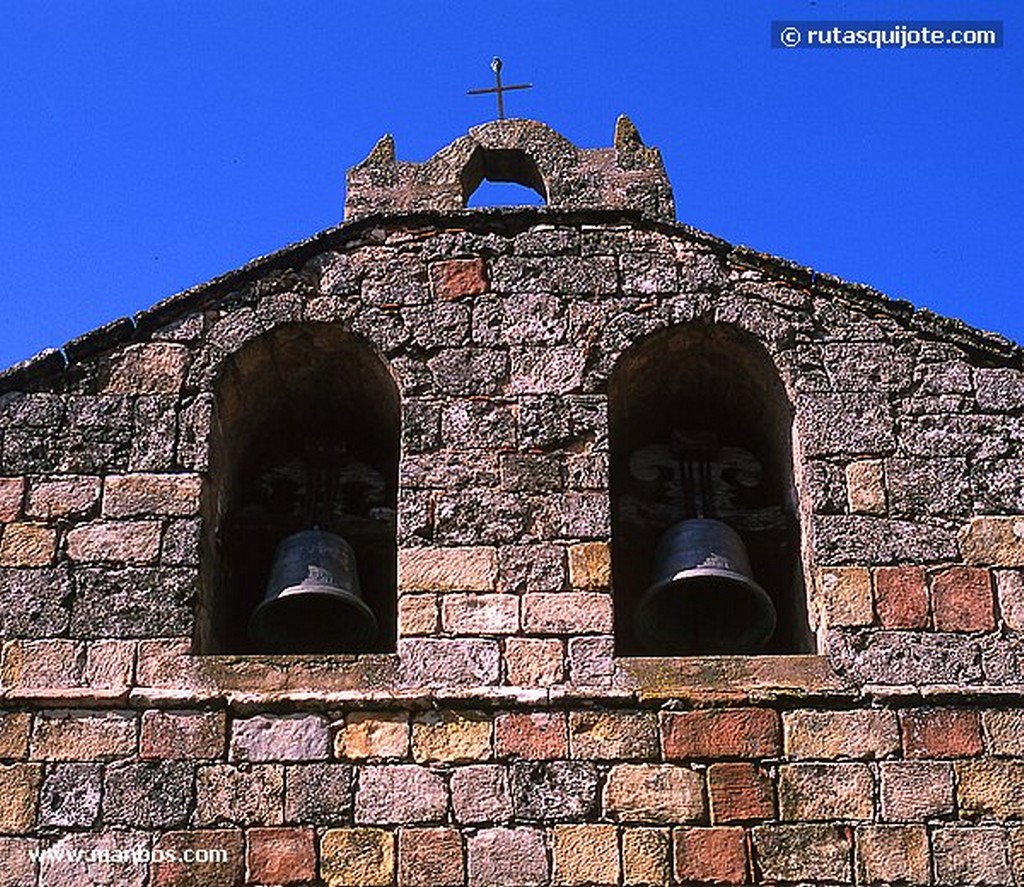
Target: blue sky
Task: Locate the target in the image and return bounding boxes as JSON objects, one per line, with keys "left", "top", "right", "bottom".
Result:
{"left": 0, "top": 1, "right": 1020, "bottom": 369}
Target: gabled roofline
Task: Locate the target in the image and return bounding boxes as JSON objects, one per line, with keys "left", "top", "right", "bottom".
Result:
{"left": 2, "top": 207, "right": 1019, "bottom": 394}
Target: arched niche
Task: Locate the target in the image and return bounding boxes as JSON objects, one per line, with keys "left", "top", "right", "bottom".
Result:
{"left": 608, "top": 322, "right": 812, "bottom": 656}
{"left": 197, "top": 322, "right": 399, "bottom": 654}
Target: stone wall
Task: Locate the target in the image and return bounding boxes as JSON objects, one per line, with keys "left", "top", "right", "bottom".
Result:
{"left": 1, "top": 170, "right": 1024, "bottom": 881}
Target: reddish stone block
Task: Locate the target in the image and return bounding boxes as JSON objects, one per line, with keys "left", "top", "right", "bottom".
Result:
{"left": 104, "top": 342, "right": 189, "bottom": 394}
{"left": 855, "top": 825, "right": 930, "bottom": 886}
{"left": 874, "top": 566, "right": 929, "bottom": 629}
{"left": 0, "top": 836, "right": 38, "bottom": 887}
{"left": 398, "top": 827, "right": 464, "bottom": 886}
{"left": 151, "top": 830, "right": 244, "bottom": 887}
{"left": 551, "top": 823, "right": 619, "bottom": 886}
{"left": 25, "top": 475, "right": 100, "bottom": 519}
{"left": 430, "top": 258, "right": 489, "bottom": 300}
{"left": 708, "top": 762, "right": 774, "bottom": 823}
{"left": 466, "top": 827, "right": 548, "bottom": 887}
{"left": 495, "top": 711, "right": 567, "bottom": 759}
{"left": 568, "top": 711, "right": 659, "bottom": 760}
{"left": 0, "top": 477, "right": 24, "bottom": 522}
{"left": 900, "top": 708, "right": 983, "bottom": 758}
{"left": 779, "top": 762, "right": 874, "bottom": 821}
{"left": 621, "top": 827, "right": 670, "bottom": 885}
{"left": 603, "top": 764, "right": 704, "bottom": 823}
{"left": 931, "top": 566, "right": 995, "bottom": 631}
{"left": 398, "top": 546, "right": 498, "bottom": 592}
{"left": 398, "top": 593, "right": 437, "bottom": 636}
{"left": 450, "top": 764, "right": 513, "bottom": 823}
{"left": 0, "top": 712, "right": 31, "bottom": 759}
{"left": 933, "top": 826, "right": 1013, "bottom": 886}
{"left": 141, "top": 710, "right": 226, "bottom": 760}
{"left": 983, "top": 708, "right": 1024, "bottom": 755}
{"left": 996, "top": 570, "right": 1024, "bottom": 629}
{"left": 661, "top": 708, "right": 780, "bottom": 759}
{"left": 246, "top": 827, "right": 315, "bottom": 886}
{"left": 673, "top": 826, "right": 747, "bottom": 885}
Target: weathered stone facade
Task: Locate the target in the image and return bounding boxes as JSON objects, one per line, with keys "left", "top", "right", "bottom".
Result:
{"left": 1, "top": 118, "right": 1023, "bottom": 885}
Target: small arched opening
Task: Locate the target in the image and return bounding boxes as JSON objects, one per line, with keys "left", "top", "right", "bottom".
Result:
{"left": 197, "top": 323, "right": 399, "bottom": 654}
{"left": 461, "top": 146, "right": 547, "bottom": 207}
{"left": 609, "top": 323, "right": 812, "bottom": 656}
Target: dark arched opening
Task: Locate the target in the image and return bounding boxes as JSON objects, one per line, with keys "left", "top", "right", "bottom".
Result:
{"left": 197, "top": 323, "right": 399, "bottom": 654}
{"left": 460, "top": 146, "right": 548, "bottom": 206}
{"left": 609, "top": 323, "right": 812, "bottom": 656}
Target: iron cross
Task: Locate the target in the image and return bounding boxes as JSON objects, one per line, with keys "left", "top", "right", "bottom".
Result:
{"left": 467, "top": 57, "right": 532, "bottom": 120}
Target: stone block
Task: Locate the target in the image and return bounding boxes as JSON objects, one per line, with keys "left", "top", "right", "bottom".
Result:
{"left": 817, "top": 566, "right": 874, "bottom": 627}
{"left": 783, "top": 709, "right": 899, "bottom": 759}
{"left": 799, "top": 392, "right": 895, "bottom": 456}
{"left": 0, "top": 523, "right": 56, "bottom": 567}
{"left": 0, "top": 763, "right": 41, "bottom": 832}
{"left": 102, "top": 472, "right": 201, "bottom": 517}
{"left": 826, "top": 628, "right": 984, "bottom": 685}
{"left": 284, "top": 763, "right": 354, "bottom": 824}
{"left": 230, "top": 714, "right": 330, "bottom": 763}
{"left": 900, "top": 707, "right": 983, "bottom": 758}
{"left": 246, "top": 827, "right": 315, "bottom": 886}
{"left": 440, "top": 399, "right": 516, "bottom": 450}
{"left": 873, "top": 565, "right": 929, "bottom": 628}
{"left": 0, "top": 476, "right": 24, "bottom": 521}
{"left": 996, "top": 569, "right": 1024, "bottom": 629}
{"left": 194, "top": 763, "right": 284, "bottom": 826}
{"left": 466, "top": 827, "right": 549, "bottom": 887}
{"left": 880, "top": 761, "right": 954, "bottom": 821}
{"left": 150, "top": 829, "right": 244, "bottom": 887}
{"left": 509, "top": 345, "right": 586, "bottom": 394}
{"left": 499, "top": 452, "right": 561, "bottom": 493}
{"left": 428, "top": 348, "right": 508, "bottom": 396}
{"left": 398, "top": 546, "right": 498, "bottom": 592}
{"left": 321, "top": 828, "right": 394, "bottom": 887}
{"left": 30, "top": 711, "right": 137, "bottom": 760}
{"left": 982, "top": 708, "right": 1024, "bottom": 755}
{"left": 398, "top": 593, "right": 437, "bottom": 636}
{"left": 568, "top": 711, "right": 658, "bottom": 760}
{"left": 567, "top": 635, "right": 615, "bottom": 686}
{"left": 498, "top": 543, "right": 566, "bottom": 592}
{"left": 398, "top": 638, "right": 500, "bottom": 687}
{"left": 622, "top": 827, "right": 670, "bottom": 886}
{"left": 103, "top": 760, "right": 193, "bottom": 827}
{"left": 708, "top": 762, "right": 774, "bottom": 823}
{"left": 412, "top": 710, "right": 492, "bottom": 763}
{"left": 551, "top": 823, "right": 619, "bottom": 886}
{"left": 779, "top": 762, "right": 874, "bottom": 821}
{"left": 39, "top": 830, "right": 149, "bottom": 887}
{"left": 355, "top": 765, "right": 447, "bottom": 824}
{"left": 1, "top": 639, "right": 80, "bottom": 690}
{"left": 495, "top": 712, "right": 567, "bottom": 760}
{"left": 855, "top": 825, "right": 930, "bottom": 886}
{"left": 25, "top": 475, "right": 100, "bottom": 519}
{"left": 603, "top": 764, "right": 704, "bottom": 823}
{"left": 0, "top": 567, "right": 70, "bottom": 637}
{"left": 103, "top": 342, "right": 188, "bottom": 393}
{"left": 813, "top": 514, "right": 958, "bottom": 564}
{"left": 931, "top": 566, "right": 995, "bottom": 631}
{"left": 39, "top": 762, "right": 101, "bottom": 827}
{"left": 140, "top": 710, "right": 226, "bottom": 759}
{"left": 567, "top": 541, "right": 611, "bottom": 590}
{"left": 673, "top": 826, "right": 747, "bottom": 885}
{"left": 429, "top": 258, "right": 488, "bottom": 300}
{"left": 65, "top": 520, "right": 162, "bottom": 563}
{"left": 0, "top": 712, "right": 31, "bottom": 759}
{"left": 450, "top": 764, "right": 513, "bottom": 823}
{"left": 751, "top": 824, "right": 851, "bottom": 883}
{"left": 959, "top": 516, "right": 1024, "bottom": 566}
{"left": 521, "top": 592, "right": 614, "bottom": 633}
{"left": 0, "top": 836, "right": 38, "bottom": 887}
{"left": 933, "top": 826, "right": 1013, "bottom": 886}
{"left": 398, "top": 827, "right": 464, "bottom": 887}
{"left": 510, "top": 760, "right": 599, "bottom": 820}
{"left": 441, "top": 592, "right": 519, "bottom": 635}
{"left": 69, "top": 567, "right": 195, "bottom": 638}
{"left": 846, "top": 459, "right": 886, "bottom": 514}
{"left": 661, "top": 708, "right": 780, "bottom": 759}
{"left": 504, "top": 637, "right": 564, "bottom": 686}
{"left": 957, "top": 759, "right": 1024, "bottom": 820}
{"left": 336, "top": 712, "right": 409, "bottom": 760}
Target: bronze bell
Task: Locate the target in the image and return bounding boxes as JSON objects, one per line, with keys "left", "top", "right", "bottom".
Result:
{"left": 248, "top": 529, "right": 378, "bottom": 654}
{"left": 633, "top": 518, "right": 776, "bottom": 655}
